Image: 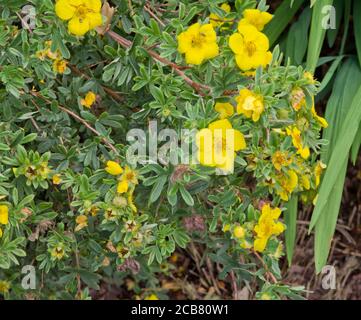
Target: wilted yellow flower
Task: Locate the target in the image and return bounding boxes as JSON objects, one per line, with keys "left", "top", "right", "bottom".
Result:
{"left": 304, "top": 71, "right": 316, "bottom": 84}
{"left": 196, "top": 119, "right": 246, "bottom": 172}
{"left": 105, "top": 161, "right": 123, "bottom": 176}
{"left": 314, "top": 161, "right": 327, "bottom": 187}
{"left": 52, "top": 174, "right": 62, "bottom": 185}
{"left": 300, "top": 174, "right": 311, "bottom": 190}
{"left": 215, "top": 102, "right": 234, "bottom": 119}
{"left": 209, "top": 3, "right": 231, "bottom": 28}
{"left": 123, "top": 166, "right": 139, "bottom": 185}
{"left": 235, "top": 88, "right": 264, "bottom": 122}
{"left": 229, "top": 24, "right": 272, "bottom": 71}
{"left": 290, "top": 87, "right": 306, "bottom": 111}
{"left": 286, "top": 127, "right": 310, "bottom": 159}
{"left": 55, "top": 0, "right": 103, "bottom": 36}
{"left": 53, "top": 59, "right": 67, "bottom": 74}
{"left": 254, "top": 204, "right": 285, "bottom": 252}
{"left": 177, "top": 23, "right": 219, "bottom": 65}
{"left": 81, "top": 91, "right": 96, "bottom": 108}
{"left": 75, "top": 215, "right": 88, "bottom": 232}
{"left": 39, "top": 162, "right": 51, "bottom": 179}
{"left": 312, "top": 105, "right": 328, "bottom": 128}
{"left": 239, "top": 9, "right": 273, "bottom": 31}
{"left": 272, "top": 151, "right": 292, "bottom": 171}
{"left": 50, "top": 245, "right": 65, "bottom": 260}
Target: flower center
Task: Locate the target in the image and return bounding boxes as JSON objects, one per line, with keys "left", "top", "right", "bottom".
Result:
{"left": 191, "top": 34, "right": 205, "bottom": 48}
{"left": 75, "top": 5, "right": 89, "bottom": 19}
{"left": 245, "top": 41, "right": 257, "bottom": 57}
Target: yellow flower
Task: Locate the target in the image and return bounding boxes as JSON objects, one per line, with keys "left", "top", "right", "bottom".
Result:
{"left": 90, "top": 205, "right": 99, "bottom": 216}
{"left": 314, "top": 161, "right": 327, "bottom": 187}
{"left": 105, "top": 161, "right": 123, "bottom": 176}
{"left": 235, "top": 88, "right": 264, "bottom": 122}
{"left": 52, "top": 174, "right": 62, "bottom": 185}
{"left": 260, "top": 292, "right": 272, "bottom": 300}
{"left": 55, "top": 0, "right": 103, "bottom": 36}
{"left": 304, "top": 71, "right": 316, "bottom": 84}
{"left": 272, "top": 151, "right": 292, "bottom": 171}
{"left": 300, "top": 174, "right": 311, "bottom": 190}
{"left": 254, "top": 204, "right": 285, "bottom": 252}
{"left": 53, "top": 59, "right": 67, "bottom": 74}
{"left": 117, "top": 166, "right": 138, "bottom": 194}
{"left": 122, "top": 166, "right": 139, "bottom": 185}
{"left": 145, "top": 294, "right": 159, "bottom": 300}
{"left": 0, "top": 205, "right": 9, "bottom": 225}
{"left": 75, "top": 215, "right": 88, "bottom": 232}
{"left": 177, "top": 23, "right": 219, "bottom": 65}
{"left": 39, "top": 162, "right": 51, "bottom": 179}
{"left": 276, "top": 170, "right": 298, "bottom": 201}
{"left": 215, "top": 102, "right": 234, "bottom": 119}
{"left": 229, "top": 24, "right": 272, "bottom": 71}
{"left": 0, "top": 280, "right": 10, "bottom": 294}
{"left": 0, "top": 228, "right": 2, "bottom": 238}
{"left": 233, "top": 225, "right": 245, "bottom": 239}
{"left": 117, "top": 179, "right": 129, "bottom": 194}
{"left": 50, "top": 244, "right": 65, "bottom": 260}
{"left": 286, "top": 127, "right": 310, "bottom": 159}
{"left": 312, "top": 105, "right": 328, "bottom": 128}
{"left": 239, "top": 9, "right": 273, "bottom": 31}
{"left": 81, "top": 91, "right": 97, "bottom": 108}
{"left": 223, "top": 223, "right": 231, "bottom": 232}
{"left": 196, "top": 119, "right": 246, "bottom": 172}
{"left": 209, "top": 3, "right": 231, "bottom": 28}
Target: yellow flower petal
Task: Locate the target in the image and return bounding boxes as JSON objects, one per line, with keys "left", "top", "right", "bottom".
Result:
{"left": 0, "top": 205, "right": 9, "bottom": 225}
{"left": 117, "top": 180, "right": 129, "bottom": 194}
{"left": 68, "top": 17, "right": 90, "bottom": 36}
{"left": 105, "top": 161, "right": 123, "bottom": 176}
{"left": 55, "top": 0, "right": 76, "bottom": 20}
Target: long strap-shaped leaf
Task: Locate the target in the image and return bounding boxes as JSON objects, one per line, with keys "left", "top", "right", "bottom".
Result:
{"left": 310, "top": 85, "right": 361, "bottom": 231}
{"left": 285, "top": 195, "right": 298, "bottom": 266}
{"left": 311, "top": 59, "right": 361, "bottom": 272}
{"left": 264, "top": 0, "right": 305, "bottom": 47}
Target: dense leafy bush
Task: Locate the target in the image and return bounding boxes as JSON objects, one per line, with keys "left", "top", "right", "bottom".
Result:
{"left": 0, "top": 0, "right": 328, "bottom": 300}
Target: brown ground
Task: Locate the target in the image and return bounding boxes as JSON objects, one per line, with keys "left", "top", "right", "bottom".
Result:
{"left": 283, "top": 157, "right": 361, "bottom": 300}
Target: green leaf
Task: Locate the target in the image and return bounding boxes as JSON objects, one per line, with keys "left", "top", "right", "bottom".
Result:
{"left": 149, "top": 175, "right": 167, "bottom": 203}
{"left": 179, "top": 185, "right": 194, "bottom": 206}
{"left": 354, "top": 0, "right": 361, "bottom": 66}
{"left": 264, "top": 0, "right": 305, "bottom": 47}
{"left": 284, "top": 195, "right": 298, "bottom": 266}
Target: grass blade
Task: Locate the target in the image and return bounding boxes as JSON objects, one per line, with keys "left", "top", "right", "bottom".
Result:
{"left": 284, "top": 195, "right": 298, "bottom": 266}
{"left": 264, "top": 0, "right": 305, "bottom": 47}
{"left": 354, "top": 0, "right": 361, "bottom": 66}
